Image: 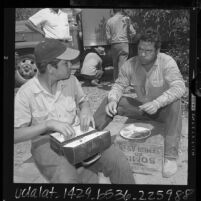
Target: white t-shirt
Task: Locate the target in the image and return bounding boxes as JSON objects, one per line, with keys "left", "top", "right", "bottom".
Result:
{"left": 81, "top": 52, "right": 102, "bottom": 76}
{"left": 29, "top": 8, "right": 72, "bottom": 40}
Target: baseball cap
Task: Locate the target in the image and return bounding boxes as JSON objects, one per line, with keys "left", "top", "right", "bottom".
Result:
{"left": 34, "top": 39, "right": 80, "bottom": 63}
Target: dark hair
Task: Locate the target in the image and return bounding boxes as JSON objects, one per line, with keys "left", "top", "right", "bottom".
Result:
{"left": 138, "top": 28, "right": 161, "bottom": 49}
{"left": 80, "top": 47, "right": 102, "bottom": 63}
{"left": 36, "top": 58, "right": 60, "bottom": 74}
{"left": 113, "top": 9, "right": 122, "bottom": 14}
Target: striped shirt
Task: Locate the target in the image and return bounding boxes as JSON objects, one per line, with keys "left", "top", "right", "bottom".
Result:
{"left": 108, "top": 53, "right": 186, "bottom": 108}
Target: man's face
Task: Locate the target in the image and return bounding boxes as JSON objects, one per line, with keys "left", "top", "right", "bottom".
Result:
{"left": 53, "top": 60, "right": 72, "bottom": 80}
{"left": 137, "top": 41, "right": 158, "bottom": 65}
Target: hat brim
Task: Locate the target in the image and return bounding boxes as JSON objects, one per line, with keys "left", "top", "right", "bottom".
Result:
{"left": 56, "top": 47, "right": 80, "bottom": 61}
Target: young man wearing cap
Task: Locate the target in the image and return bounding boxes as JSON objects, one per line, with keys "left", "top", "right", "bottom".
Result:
{"left": 94, "top": 29, "right": 186, "bottom": 178}
{"left": 14, "top": 39, "right": 135, "bottom": 184}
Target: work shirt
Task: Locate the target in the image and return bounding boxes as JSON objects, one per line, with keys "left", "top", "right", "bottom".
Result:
{"left": 108, "top": 53, "right": 186, "bottom": 108}
{"left": 15, "top": 75, "right": 87, "bottom": 141}
{"left": 81, "top": 52, "right": 102, "bottom": 76}
{"left": 106, "top": 13, "right": 136, "bottom": 44}
{"left": 29, "top": 8, "right": 72, "bottom": 40}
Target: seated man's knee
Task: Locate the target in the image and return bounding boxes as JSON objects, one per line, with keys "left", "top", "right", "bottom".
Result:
{"left": 102, "top": 97, "right": 109, "bottom": 105}
{"left": 117, "top": 97, "right": 128, "bottom": 114}
{"left": 102, "top": 145, "right": 127, "bottom": 165}
{"left": 50, "top": 166, "right": 80, "bottom": 183}
{"left": 117, "top": 97, "right": 143, "bottom": 116}
{"left": 166, "top": 99, "right": 181, "bottom": 114}
{"left": 94, "top": 97, "right": 111, "bottom": 130}
{"left": 159, "top": 100, "right": 181, "bottom": 123}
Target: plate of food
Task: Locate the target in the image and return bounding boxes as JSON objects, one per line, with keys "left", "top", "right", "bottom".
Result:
{"left": 120, "top": 124, "right": 151, "bottom": 140}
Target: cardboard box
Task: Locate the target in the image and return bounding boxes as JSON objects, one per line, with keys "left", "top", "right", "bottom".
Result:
{"left": 50, "top": 127, "right": 111, "bottom": 165}
{"left": 115, "top": 138, "right": 164, "bottom": 175}
{"left": 114, "top": 121, "right": 165, "bottom": 175}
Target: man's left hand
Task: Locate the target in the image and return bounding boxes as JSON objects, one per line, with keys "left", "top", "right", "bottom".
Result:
{"left": 79, "top": 108, "right": 95, "bottom": 132}
{"left": 139, "top": 101, "right": 159, "bottom": 115}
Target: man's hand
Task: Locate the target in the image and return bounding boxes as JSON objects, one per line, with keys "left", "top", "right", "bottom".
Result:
{"left": 79, "top": 107, "right": 95, "bottom": 132}
{"left": 46, "top": 120, "right": 75, "bottom": 139}
{"left": 105, "top": 101, "right": 118, "bottom": 117}
{"left": 25, "top": 20, "right": 45, "bottom": 37}
{"left": 139, "top": 101, "right": 159, "bottom": 115}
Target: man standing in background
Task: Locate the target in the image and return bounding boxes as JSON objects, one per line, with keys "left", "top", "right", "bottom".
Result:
{"left": 106, "top": 9, "right": 136, "bottom": 81}
{"left": 25, "top": 8, "right": 81, "bottom": 44}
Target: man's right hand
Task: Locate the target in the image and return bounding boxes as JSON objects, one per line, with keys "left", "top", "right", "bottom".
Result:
{"left": 105, "top": 101, "right": 118, "bottom": 117}
{"left": 46, "top": 120, "right": 76, "bottom": 139}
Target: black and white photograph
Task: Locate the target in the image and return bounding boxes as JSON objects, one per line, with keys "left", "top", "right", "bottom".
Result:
{"left": 13, "top": 8, "right": 190, "bottom": 185}
{"left": 3, "top": 4, "right": 198, "bottom": 201}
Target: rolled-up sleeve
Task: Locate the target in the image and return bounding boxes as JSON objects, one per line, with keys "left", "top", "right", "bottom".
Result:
{"left": 154, "top": 59, "right": 186, "bottom": 108}
{"left": 108, "top": 63, "right": 130, "bottom": 102}
{"left": 15, "top": 90, "right": 31, "bottom": 128}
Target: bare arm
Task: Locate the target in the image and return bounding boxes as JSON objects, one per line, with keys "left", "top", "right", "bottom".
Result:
{"left": 14, "top": 120, "right": 76, "bottom": 144}
{"left": 129, "top": 24, "right": 136, "bottom": 37}
{"left": 14, "top": 122, "right": 47, "bottom": 144}
{"left": 79, "top": 101, "right": 95, "bottom": 132}
{"left": 25, "top": 20, "right": 45, "bottom": 36}
{"left": 125, "top": 17, "right": 136, "bottom": 38}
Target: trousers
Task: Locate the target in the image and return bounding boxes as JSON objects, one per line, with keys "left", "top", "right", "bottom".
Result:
{"left": 81, "top": 70, "right": 104, "bottom": 81}
{"left": 31, "top": 127, "right": 135, "bottom": 184}
{"left": 94, "top": 96, "right": 182, "bottom": 159}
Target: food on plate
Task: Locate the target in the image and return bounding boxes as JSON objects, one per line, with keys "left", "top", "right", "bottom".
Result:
{"left": 120, "top": 124, "right": 151, "bottom": 139}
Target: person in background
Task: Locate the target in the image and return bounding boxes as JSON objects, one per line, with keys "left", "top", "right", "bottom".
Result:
{"left": 14, "top": 39, "right": 135, "bottom": 184}
{"left": 106, "top": 9, "right": 136, "bottom": 81}
{"left": 25, "top": 8, "right": 81, "bottom": 44}
{"left": 80, "top": 47, "right": 105, "bottom": 86}
{"left": 94, "top": 29, "right": 186, "bottom": 178}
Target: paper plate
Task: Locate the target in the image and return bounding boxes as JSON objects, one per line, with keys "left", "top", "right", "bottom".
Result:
{"left": 120, "top": 124, "right": 151, "bottom": 140}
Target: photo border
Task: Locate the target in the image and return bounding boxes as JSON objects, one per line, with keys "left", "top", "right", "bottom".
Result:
{"left": 3, "top": 0, "right": 199, "bottom": 200}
